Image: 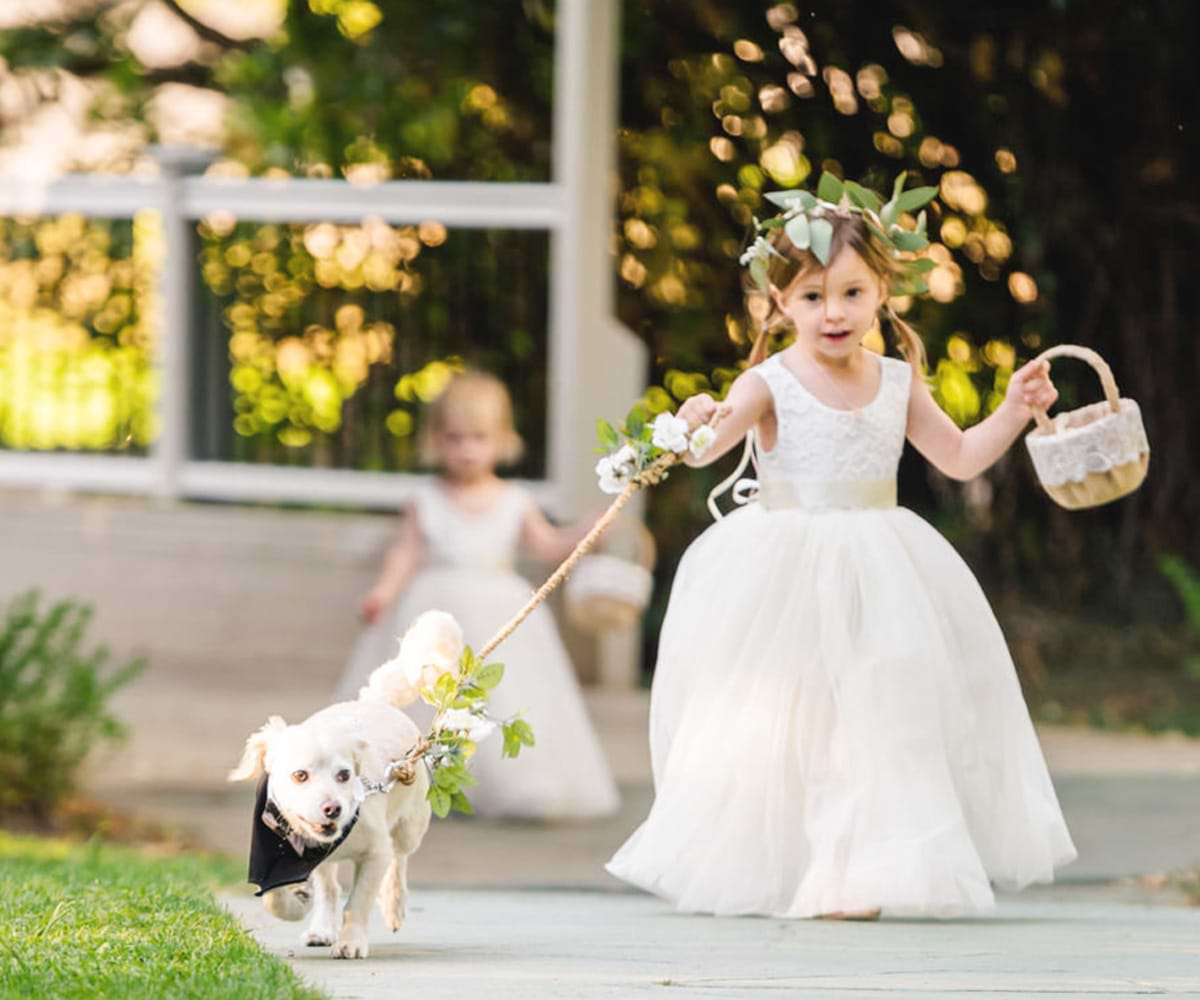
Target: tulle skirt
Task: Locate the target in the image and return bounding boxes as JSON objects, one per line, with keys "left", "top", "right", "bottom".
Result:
{"left": 606, "top": 503, "right": 1076, "bottom": 917}
{"left": 336, "top": 566, "right": 620, "bottom": 820}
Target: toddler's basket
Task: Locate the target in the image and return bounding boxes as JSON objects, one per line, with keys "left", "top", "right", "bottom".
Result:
{"left": 565, "top": 523, "right": 656, "bottom": 633}
{"left": 1024, "top": 344, "right": 1149, "bottom": 510}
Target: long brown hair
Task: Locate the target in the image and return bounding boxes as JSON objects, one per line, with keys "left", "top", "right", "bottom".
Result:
{"left": 745, "top": 213, "right": 927, "bottom": 375}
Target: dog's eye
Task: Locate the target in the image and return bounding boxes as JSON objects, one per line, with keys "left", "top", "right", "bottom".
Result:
{"left": 291, "top": 770, "right": 309, "bottom": 783}
{"left": 335, "top": 769, "right": 351, "bottom": 783}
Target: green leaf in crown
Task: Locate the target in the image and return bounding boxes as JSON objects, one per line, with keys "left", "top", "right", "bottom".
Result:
{"left": 740, "top": 170, "right": 939, "bottom": 297}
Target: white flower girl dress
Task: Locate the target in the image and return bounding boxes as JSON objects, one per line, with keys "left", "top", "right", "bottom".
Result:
{"left": 336, "top": 482, "right": 620, "bottom": 820}
{"left": 607, "top": 352, "right": 1076, "bottom": 917}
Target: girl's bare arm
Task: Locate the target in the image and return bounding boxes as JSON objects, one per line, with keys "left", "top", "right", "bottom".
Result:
{"left": 521, "top": 502, "right": 603, "bottom": 564}
{"left": 906, "top": 359, "right": 1057, "bottom": 481}
{"left": 361, "top": 504, "right": 424, "bottom": 622}
{"left": 676, "top": 370, "right": 773, "bottom": 469}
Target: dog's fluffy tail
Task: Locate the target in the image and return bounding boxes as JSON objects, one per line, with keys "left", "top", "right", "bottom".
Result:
{"left": 357, "top": 610, "right": 462, "bottom": 710}
{"left": 356, "top": 657, "right": 420, "bottom": 710}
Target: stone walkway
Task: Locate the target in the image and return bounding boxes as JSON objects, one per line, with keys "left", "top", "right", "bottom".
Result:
{"left": 89, "top": 679, "right": 1200, "bottom": 997}
{"left": 221, "top": 887, "right": 1200, "bottom": 999}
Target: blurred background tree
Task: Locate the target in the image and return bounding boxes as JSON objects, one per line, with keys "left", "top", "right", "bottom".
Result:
{"left": 2, "top": 0, "right": 1198, "bottom": 726}
{"left": 0, "top": 0, "right": 555, "bottom": 179}
{"left": 610, "top": 0, "right": 1200, "bottom": 729}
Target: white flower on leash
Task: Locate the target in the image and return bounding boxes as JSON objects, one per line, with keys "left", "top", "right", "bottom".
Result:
{"left": 437, "top": 708, "right": 497, "bottom": 743}
{"left": 594, "top": 456, "right": 625, "bottom": 495}
{"left": 651, "top": 412, "right": 690, "bottom": 454}
{"left": 688, "top": 424, "right": 716, "bottom": 460}
{"left": 612, "top": 443, "right": 638, "bottom": 473}
{"left": 595, "top": 443, "right": 638, "bottom": 495}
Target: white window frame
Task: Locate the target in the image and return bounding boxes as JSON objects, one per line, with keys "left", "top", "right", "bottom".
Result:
{"left": 0, "top": 0, "right": 643, "bottom": 515}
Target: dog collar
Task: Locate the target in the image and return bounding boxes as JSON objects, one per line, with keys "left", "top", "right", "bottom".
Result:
{"left": 246, "top": 775, "right": 360, "bottom": 896}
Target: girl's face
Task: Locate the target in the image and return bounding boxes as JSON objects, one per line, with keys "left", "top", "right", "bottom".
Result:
{"left": 434, "top": 407, "right": 505, "bottom": 482}
{"left": 773, "top": 246, "right": 887, "bottom": 363}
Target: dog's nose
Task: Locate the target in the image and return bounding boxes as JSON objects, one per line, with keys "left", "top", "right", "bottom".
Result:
{"left": 322, "top": 802, "right": 341, "bottom": 819}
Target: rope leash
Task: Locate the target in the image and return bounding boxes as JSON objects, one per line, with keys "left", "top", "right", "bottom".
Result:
{"left": 367, "top": 451, "right": 681, "bottom": 794}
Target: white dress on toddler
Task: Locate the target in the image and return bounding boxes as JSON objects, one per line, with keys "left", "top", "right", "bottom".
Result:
{"left": 335, "top": 482, "right": 620, "bottom": 820}
{"left": 606, "top": 352, "right": 1076, "bottom": 917}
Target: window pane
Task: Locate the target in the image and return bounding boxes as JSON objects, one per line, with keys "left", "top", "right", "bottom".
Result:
{"left": 191, "top": 221, "right": 549, "bottom": 478}
{"left": 0, "top": 213, "right": 159, "bottom": 455}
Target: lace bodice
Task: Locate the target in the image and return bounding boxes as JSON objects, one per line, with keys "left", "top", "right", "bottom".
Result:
{"left": 412, "top": 482, "right": 528, "bottom": 572}
{"left": 706, "top": 352, "right": 912, "bottom": 519}
{"left": 751, "top": 352, "right": 912, "bottom": 482}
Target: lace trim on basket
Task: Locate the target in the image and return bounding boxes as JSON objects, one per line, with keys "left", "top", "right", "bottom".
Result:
{"left": 1025, "top": 399, "right": 1150, "bottom": 487}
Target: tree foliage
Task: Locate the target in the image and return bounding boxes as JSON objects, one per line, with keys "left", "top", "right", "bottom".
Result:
{"left": 613, "top": 0, "right": 1199, "bottom": 623}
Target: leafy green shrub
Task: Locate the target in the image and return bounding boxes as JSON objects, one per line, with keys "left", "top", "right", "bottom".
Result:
{"left": 0, "top": 592, "right": 145, "bottom": 821}
{"left": 1160, "top": 556, "right": 1200, "bottom": 681}
{"left": 1161, "top": 556, "right": 1200, "bottom": 628}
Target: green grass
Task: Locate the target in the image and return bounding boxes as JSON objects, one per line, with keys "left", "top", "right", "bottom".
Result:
{"left": 0, "top": 832, "right": 326, "bottom": 1000}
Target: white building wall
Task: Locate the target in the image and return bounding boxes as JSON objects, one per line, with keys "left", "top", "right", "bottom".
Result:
{"left": 0, "top": 0, "right": 647, "bottom": 688}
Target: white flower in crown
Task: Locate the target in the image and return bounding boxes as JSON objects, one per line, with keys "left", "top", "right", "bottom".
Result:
{"left": 651, "top": 412, "right": 690, "bottom": 454}
{"left": 595, "top": 443, "right": 639, "bottom": 495}
{"left": 437, "top": 707, "right": 498, "bottom": 744}
{"left": 738, "top": 235, "right": 780, "bottom": 267}
{"left": 688, "top": 424, "right": 716, "bottom": 460}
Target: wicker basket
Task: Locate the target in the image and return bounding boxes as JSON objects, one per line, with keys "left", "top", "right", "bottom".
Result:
{"left": 1023, "top": 344, "right": 1149, "bottom": 510}
{"left": 564, "top": 523, "right": 656, "bottom": 633}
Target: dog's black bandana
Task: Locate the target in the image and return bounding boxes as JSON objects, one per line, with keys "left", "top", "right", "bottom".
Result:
{"left": 247, "top": 775, "right": 359, "bottom": 896}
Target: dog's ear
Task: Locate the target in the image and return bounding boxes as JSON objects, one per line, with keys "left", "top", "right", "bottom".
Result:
{"left": 227, "top": 715, "right": 288, "bottom": 782}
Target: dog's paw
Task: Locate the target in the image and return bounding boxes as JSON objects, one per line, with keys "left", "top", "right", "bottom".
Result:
{"left": 331, "top": 927, "right": 369, "bottom": 959}
{"left": 380, "top": 883, "right": 407, "bottom": 932}
{"left": 383, "top": 900, "right": 406, "bottom": 933}
{"left": 379, "top": 860, "right": 408, "bottom": 932}
{"left": 303, "top": 929, "right": 335, "bottom": 948}
{"left": 264, "top": 884, "right": 314, "bottom": 922}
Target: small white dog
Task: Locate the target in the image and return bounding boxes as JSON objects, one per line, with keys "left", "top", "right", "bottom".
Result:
{"left": 229, "top": 662, "right": 434, "bottom": 959}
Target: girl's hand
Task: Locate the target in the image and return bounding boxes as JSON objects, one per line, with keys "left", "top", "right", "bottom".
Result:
{"left": 676, "top": 392, "right": 732, "bottom": 432}
{"left": 1006, "top": 359, "right": 1058, "bottom": 420}
{"left": 360, "top": 587, "right": 391, "bottom": 624}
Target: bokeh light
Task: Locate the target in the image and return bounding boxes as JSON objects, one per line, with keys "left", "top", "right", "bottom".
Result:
{"left": 0, "top": 213, "right": 159, "bottom": 452}
{"left": 1008, "top": 272, "right": 1039, "bottom": 303}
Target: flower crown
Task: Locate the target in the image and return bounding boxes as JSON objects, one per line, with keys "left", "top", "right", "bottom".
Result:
{"left": 741, "top": 171, "right": 939, "bottom": 297}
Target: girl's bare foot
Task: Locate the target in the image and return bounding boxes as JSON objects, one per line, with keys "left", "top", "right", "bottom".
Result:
{"left": 817, "top": 908, "right": 881, "bottom": 921}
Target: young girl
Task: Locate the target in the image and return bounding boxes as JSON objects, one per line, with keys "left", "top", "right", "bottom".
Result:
{"left": 606, "top": 183, "right": 1076, "bottom": 918}
{"left": 335, "top": 370, "right": 620, "bottom": 820}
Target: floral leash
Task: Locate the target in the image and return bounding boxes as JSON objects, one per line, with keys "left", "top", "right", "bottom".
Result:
{"left": 254, "top": 408, "right": 709, "bottom": 878}
{"left": 368, "top": 411, "right": 719, "bottom": 818}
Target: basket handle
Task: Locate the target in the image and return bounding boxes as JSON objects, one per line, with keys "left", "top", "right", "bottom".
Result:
{"left": 1029, "top": 344, "right": 1121, "bottom": 434}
